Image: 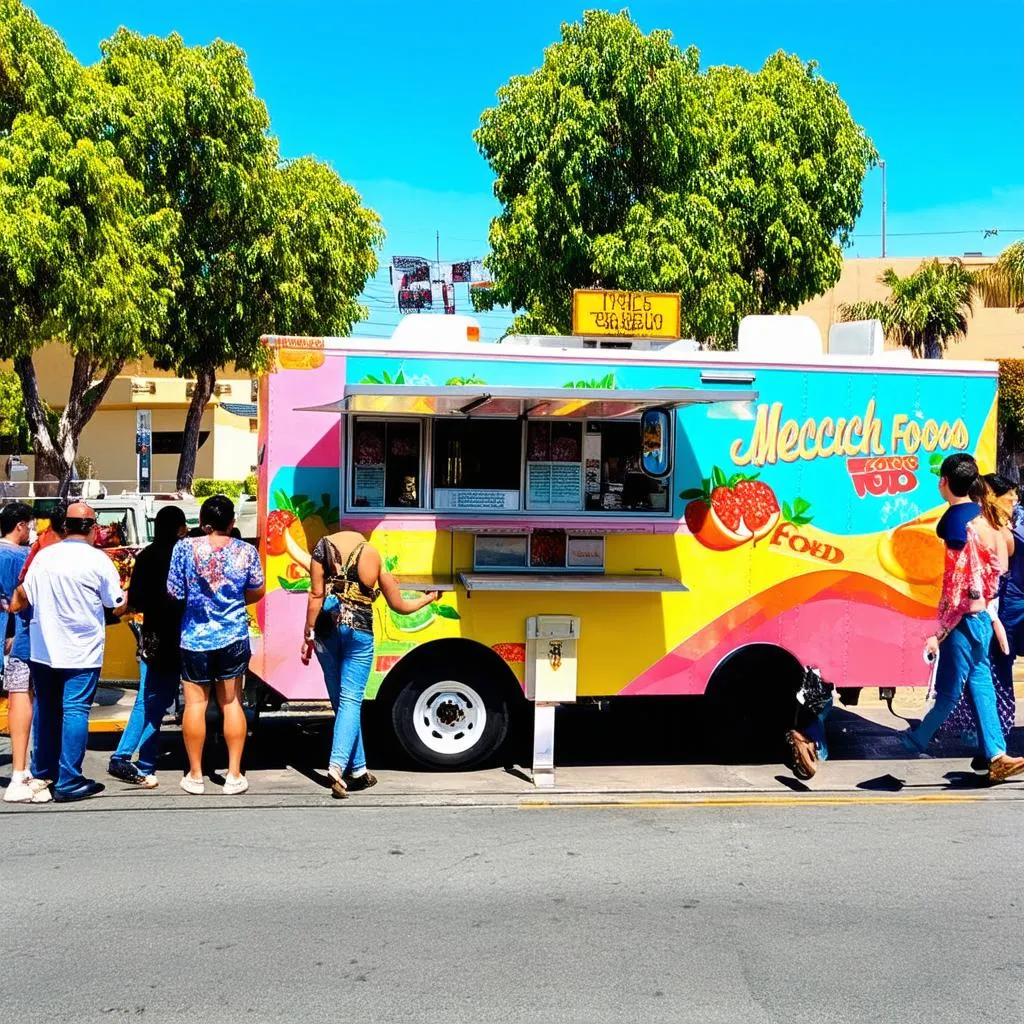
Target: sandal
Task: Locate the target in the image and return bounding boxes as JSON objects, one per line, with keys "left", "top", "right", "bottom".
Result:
{"left": 785, "top": 729, "right": 818, "bottom": 780}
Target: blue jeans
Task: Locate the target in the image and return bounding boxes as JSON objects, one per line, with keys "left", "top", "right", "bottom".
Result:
{"left": 31, "top": 663, "right": 101, "bottom": 793}
{"left": 314, "top": 624, "right": 375, "bottom": 774}
{"left": 905, "top": 613, "right": 1006, "bottom": 761}
{"left": 111, "top": 662, "right": 180, "bottom": 775}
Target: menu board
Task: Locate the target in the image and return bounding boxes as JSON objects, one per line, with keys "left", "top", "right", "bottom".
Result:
{"left": 353, "top": 465, "right": 385, "bottom": 507}
{"left": 434, "top": 489, "right": 520, "bottom": 511}
{"left": 527, "top": 462, "right": 582, "bottom": 510}
{"left": 583, "top": 432, "right": 602, "bottom": 496}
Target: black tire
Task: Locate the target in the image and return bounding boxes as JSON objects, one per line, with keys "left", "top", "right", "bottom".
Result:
{"left": 702, "top": 645, "right": 802, "bottom": 762}
{"left": 390, "top": 667, "right": 511, "bottom": 770}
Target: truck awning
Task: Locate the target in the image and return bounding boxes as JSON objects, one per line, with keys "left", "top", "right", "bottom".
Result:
{"left": 299, "top": 384, "right": 758, "bottom": 419}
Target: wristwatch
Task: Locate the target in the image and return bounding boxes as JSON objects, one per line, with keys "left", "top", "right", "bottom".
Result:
{"left": 304, "top": 628, "right": 316, "bottom": 642}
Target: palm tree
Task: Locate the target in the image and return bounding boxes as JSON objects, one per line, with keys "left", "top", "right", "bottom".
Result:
{"left": 839, "top": 258, "right": 975, "bottom": 359}
{"left": 977, "top": 240, "right": 1024, "bottom": 310}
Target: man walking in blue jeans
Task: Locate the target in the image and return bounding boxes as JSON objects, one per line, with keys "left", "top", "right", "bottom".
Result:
{"left": 10, "top": 502, "right": 127, "bottom": 802}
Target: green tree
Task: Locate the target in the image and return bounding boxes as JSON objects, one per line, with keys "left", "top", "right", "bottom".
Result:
{"left": 473, "top": 9, "right": 875, "bottom": 344}
{"left": 98, "top": 31, "right": 382, "bottom": 491}
{"left": 978, "top": 240, "right": 1024, "bottom": 310}
{"left": 839, "top": 259, "right": 976, "bottom": 359}
{"left": 0, "top": 1, "right": 179, "bottom": 489}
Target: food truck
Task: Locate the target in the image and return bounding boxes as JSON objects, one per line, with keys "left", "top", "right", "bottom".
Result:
{"left": 250, "top": 314, "right": 997, "bottom": 776}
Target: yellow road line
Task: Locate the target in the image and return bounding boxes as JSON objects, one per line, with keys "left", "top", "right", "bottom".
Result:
{"left": 520, "top": 794, "right": 987, "bottom": 809}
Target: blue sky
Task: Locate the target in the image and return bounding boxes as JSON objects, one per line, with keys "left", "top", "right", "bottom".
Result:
{"left": 31, "top": 1, "right": 1024, "bottom": 340}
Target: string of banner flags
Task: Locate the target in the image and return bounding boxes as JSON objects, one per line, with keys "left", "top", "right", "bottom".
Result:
{"left": 390, "top": 256, "right": 492, "bottom": 314}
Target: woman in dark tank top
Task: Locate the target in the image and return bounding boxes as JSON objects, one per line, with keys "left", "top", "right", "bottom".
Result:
{"left": 301, "top": 530, "right": 437, "bottom": 798}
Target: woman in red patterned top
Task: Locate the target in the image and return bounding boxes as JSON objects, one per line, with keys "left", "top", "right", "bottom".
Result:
{"left": 901, "top": 454, "right": 1024, "bottom": 782}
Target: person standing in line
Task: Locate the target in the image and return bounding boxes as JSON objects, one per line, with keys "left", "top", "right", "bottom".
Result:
{"left": 301, "top": 528, "right": 438, "bottom": 798}
{"left": 901, "top": 455, "right": 1024, "bottom": 781}
{"left": 0, "top": 502, "right": 50, "bottom": 804}
{"left": 167, "top": 495, "right": 264, "bottom": 796}
{"left": 10, "top": 502, "right": 127, "bottom": 802}
{"left": 107, "top": 506, "right": 188, "bottom": 789}
{"left": 18, "top": 498, "right": 67, "bottom": 584}
{"left": 940, "top": 474, "right": 1020, "bottom": 768}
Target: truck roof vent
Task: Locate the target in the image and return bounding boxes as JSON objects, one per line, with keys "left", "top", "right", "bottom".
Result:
{"left": 827, "top": 319, "right": 885, "bottom": 357}
{"left": 736, "top": 315, "right": 823, "bottom": 360}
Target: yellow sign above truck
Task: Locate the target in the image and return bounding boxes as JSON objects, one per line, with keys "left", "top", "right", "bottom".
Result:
{"left": 571, "top": 289, "right": 680, "bottom": 339}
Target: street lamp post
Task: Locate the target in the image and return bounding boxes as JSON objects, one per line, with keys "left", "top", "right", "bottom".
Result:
{"left": 879, "top": 159, "right": 887, "bottom": 259}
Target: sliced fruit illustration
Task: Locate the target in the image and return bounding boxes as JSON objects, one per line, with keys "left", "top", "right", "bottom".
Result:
{"left": 682, "top": 468, "right": 793, "bottom": 551}
{"left": 735, "top": 479, "right": 782, "bottom": 540}
{"left": 877, "top": 515, "right": 944, "bottom": 585}
{"left": 270, "top": 490, "right": 340, "bottom": 571}
{"left": 491, "top": 642, "right": 526, "bottom": 664}
{"left": 266, "top": 508, "right": 296, "bottom": 556}
{"left": 682, "top": 468, "right": 754, "bottom": 550}
{"left": 388, "top": 595, "right": 461, "bottom": 633}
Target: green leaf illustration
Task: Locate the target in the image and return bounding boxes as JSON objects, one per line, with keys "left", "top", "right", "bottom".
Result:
{"left": 384, "top": 554, "right": 399, "bottom": 573}
{"left": 359, "top": 374, "right": 382, "bottom": 384}
{"left": 782, "top": 500, "right": 794, "bottom": 521}
{"left": 433, "top": 604, "right": 461, "bottom": 620}
{"left": 711, "top": 466, "right": 728, "bottom": 489}
{"left": 679, "top": 488, "right": 704, "bottom": 500}
{"left": 277, "top": 576, "right": 311, "bottom": 592}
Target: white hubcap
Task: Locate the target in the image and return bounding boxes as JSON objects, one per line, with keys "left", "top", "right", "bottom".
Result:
{"left": 412, "top": 681, "right": 486, "bottom": 755}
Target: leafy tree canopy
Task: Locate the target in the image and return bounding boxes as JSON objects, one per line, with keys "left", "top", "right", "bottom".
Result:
{"left": 97, "top": 29, "right": 383, "bottom": 489}
{"left": 473, "top": 8, "right": 875, "bottom": 344}
{"left": 0, "top": 0, "right": 179, "bottom": 487}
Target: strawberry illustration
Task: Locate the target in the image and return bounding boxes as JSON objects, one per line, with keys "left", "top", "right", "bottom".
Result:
{"left": 735, "top": 479, "right": 781, "bottom": 540}
{"left": 681, "top": 467, "right": 782, "bottom": 550}
{"left": 266, "top": 507, "right": 296, "bottom": 556}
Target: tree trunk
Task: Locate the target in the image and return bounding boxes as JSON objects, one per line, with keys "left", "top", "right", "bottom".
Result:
{"left": 14, "top": 352, "right": 125, "bottom": 496}
{"left": 176, "top": 366, "right": 215, "bottom": 493}
{"left": 924, "top": 334, "right": 942, "bottom": 359}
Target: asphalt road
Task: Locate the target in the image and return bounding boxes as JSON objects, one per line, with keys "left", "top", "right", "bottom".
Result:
{"left": 5, "top": 800, "right": 1024, "bottom": 1023}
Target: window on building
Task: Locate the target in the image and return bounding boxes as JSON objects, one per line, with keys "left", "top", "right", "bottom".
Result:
{"left": 152, "top": 431, "right": 210, "bottom": 455}
{"left": 350, "top": 418, "right": 422, "bottom": 509}
{"left": 584, "top": 421, "right": 669, "bottom": 512}
{"left": 432, "top": 419, "right": 522, "bottom": 511}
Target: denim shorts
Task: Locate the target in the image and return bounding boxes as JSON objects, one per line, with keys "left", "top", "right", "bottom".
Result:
{"left": 180, "top": 639, "right": 251, "bottom": 685}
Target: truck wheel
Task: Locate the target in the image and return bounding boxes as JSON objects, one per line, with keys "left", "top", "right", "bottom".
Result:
{"left": 702, "top": 644, "right": 802, "bottom": 762}
{"left": 391, "top": 669, "right": 510, "bottom": 769}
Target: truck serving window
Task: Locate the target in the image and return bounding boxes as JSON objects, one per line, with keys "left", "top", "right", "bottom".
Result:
{"left": 584, "top": 421, "right": 669, "bottom": 512}
{"left": 433, "top": 419, "right": 522, "bottom": 511}
{"left": 350, "top": 418, "right": 423, "bottom": 509}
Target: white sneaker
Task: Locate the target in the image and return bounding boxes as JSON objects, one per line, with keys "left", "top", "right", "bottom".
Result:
{"left": 223, "top": 774, "right": 248, "bottom": 796}
{"left": 179, "top": 774, "right": 205, "bottom": 795}
{"left": 4, "top": 779, "right": 34, "bottom": 803}
{"left": 29, "top": 778, "right": 52, "bottom": 804}
{"left": 138, "top": 775, "right": 159, "bottom": 789}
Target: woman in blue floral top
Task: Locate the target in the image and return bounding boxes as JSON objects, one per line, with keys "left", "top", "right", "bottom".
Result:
{"left": 167, "top": 495, "right": 265, "bottom": 796}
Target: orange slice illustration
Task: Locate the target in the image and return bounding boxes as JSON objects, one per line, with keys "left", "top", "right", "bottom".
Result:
{"left": 877, "top": 516, "right": 943, "bottom": 585}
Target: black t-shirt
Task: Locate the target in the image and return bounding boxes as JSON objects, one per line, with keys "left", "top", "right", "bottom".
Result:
{"left": 128, "top": 544, "right": 184, "bottom": 672}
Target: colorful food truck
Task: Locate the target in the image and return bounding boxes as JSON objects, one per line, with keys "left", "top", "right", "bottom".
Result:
{"left": 250, "top": 316, "right": 997, "bottom": 774}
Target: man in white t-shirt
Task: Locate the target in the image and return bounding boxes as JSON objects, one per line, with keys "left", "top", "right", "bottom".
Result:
{"left": 10, "top": 502, "right": 126, "bottom": 802}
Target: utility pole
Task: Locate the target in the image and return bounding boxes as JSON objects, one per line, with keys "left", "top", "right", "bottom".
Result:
{"left": 879, "top": 160, "right": 887, "bottom": 259}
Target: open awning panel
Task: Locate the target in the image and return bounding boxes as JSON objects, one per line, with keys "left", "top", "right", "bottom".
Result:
{"left": 300, "top": 384, "right": 758, "bottom": 418}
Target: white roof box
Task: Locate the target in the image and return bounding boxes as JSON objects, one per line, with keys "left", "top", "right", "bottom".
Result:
{"left": 391, "top": 314, "right": 481, "bottom": 345}
{"left": 828, "top": 319, "right": 885, "bottom": 357}
{"left": 737, "top": 315, "right": 823, "bottom": 359}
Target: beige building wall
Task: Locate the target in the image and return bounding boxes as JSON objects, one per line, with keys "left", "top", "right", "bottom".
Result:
{"left": 2, "top": 344, "right": 258, "bottom": 491}
{"left": 798, "top": 256, "right": 1024, "bottom": 361}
